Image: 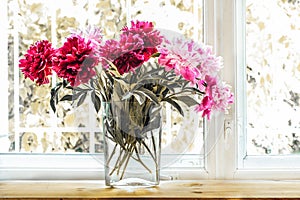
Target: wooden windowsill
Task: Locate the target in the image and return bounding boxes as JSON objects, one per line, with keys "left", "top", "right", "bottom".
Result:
{"left": 1, "top": 180, "right": 300, "bottom": 199}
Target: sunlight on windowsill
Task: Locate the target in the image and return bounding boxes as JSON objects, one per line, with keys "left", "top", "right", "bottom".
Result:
{"left": 0, "top": 180, "right": 300, "bottom": 199}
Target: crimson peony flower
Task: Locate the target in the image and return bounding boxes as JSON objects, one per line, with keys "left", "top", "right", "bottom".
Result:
{"left": 52, "top": 35, "right": 98, "bottom": 86}
{"left": 100, "top": 20, "right": 162, "bottom": 75}
{"left": 19, "top": 40, "right": 55, "bottom": 85}
{"left": 112, "top": 47, "right": 158, "bottom": 75}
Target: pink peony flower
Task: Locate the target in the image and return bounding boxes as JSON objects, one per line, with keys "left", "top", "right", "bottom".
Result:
{"left": 52, "top": 35, "right": 98, "bottom": 86}
{"left": 179, "top": 66, "right": 200, "bottom": 84}
{"left": 100, "top": 20, "right": 163, "bottom": 75}
{"left": 123, "top": 20, "right": 154, "bottom": 32}
{"left": 19, "top": 40, "right": 55, "bottom": 85}
{"left": 195, "top": 96, "right": 213, "bottom": 120}
{"left": 196, "top": 75, "right": 234, "bottom": 119}
{"left": 122, "top": 20, "right": 163, "bottom": 47}
{"left": 158, "top": 48, "right": 179, "bottom": 71}
{"left": 71, "top": 26, "right": 103, "bottom": 57}
{"left": 99, "top": 39, "right": 122, "bottom": 69}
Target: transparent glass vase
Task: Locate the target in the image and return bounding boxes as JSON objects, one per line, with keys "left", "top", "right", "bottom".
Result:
{"left": 102, "top": 100, "right": 162, "bottom": 188}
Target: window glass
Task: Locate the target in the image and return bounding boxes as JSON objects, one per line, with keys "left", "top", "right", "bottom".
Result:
{"left": 246, "top": 0, "right": 300, "bottom": 155}
{"left": 131, "top": 0, "right": 204, "bottom": 158}
{"left": 6, "top": 0, "right": 127, "bottom": 153}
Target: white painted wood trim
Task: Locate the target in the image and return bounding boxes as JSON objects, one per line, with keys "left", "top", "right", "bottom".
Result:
{"left": 0, "top": 154, "right": 207, "bottom": 180}
{"left": 0, "top": 0, "right": 9, "bottom": 139}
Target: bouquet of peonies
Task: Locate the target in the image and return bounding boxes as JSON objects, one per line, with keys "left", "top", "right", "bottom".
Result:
{"left": 19, "top": 20, "right": 233, "bottom": 119}
{"left": 19, "top": 20, "right": 233, "bottom": 186}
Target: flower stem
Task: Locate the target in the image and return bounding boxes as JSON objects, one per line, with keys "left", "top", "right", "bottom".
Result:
{"left": 134, "top": 146, "right": 152, "bottom": 173}
{"left": 106, "top": 143, "right": 118, "bottom": 167}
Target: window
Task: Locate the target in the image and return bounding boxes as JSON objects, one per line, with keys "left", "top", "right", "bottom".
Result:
{"left": 231, "top": 0, "right": 300, "bottom": 179}
{"left": 1, "top": 0, "right": 300, "bottom": 181}
{"left": 0, "top": 0, "right": 206, "bottom": 180}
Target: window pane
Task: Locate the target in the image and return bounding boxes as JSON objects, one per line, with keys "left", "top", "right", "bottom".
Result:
{"left": 131, "top": 0, "right": 204, "bottom": 163}
{"left": 131, "top": 0, "right": 203, "bottom": 40}
{"left": 4, "top": 0, "right": 127, "bottom": 153}
{"left": 246, "top": 0, "right": 300, "bottom": 155}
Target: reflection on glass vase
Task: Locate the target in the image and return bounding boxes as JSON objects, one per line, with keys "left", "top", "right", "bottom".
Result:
{"left": 102, "top": 100, "right": 162, "bottom": 187}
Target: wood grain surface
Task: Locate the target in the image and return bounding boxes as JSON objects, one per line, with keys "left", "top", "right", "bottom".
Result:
{"left": 1, "top": 180, "right": 300, "bottom": 199}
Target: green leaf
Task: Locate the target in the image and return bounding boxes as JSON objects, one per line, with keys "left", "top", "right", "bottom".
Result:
{"left": 71, "top": 87, "right": 90, "bottom": 92}
{"left": 104, "top": 70, "right": 114, "bottom": 83}
{"left": 91, "top": 91, "right": 101, "bottom": 113}
{"left": 151, "top": 52, "right": 161, "bottom": 58}
{"left": 149, "top": 105, "right": 162, "bottom": 118}
{"left": 63, "top": 79, "right": 69, "bottom": 87}
{"left": 60, "top": 95, "right": 73, "bottom": 101}
{"left": 142, "top": 67, "right": 164, "bottom": 77}
{"left": 172, "top": 96, "right": 199, "bottom": 107}
{"left": 90, "top": 78, "right": 95, "bottom": 88}
{"left": 135, "top": 87, "right": 159, "bottom": 104}
{"left": 77, "top": 92, "right": 87, "bottom": 107}
{"left": 50, "top": 82, "right": 63, "bottom": 113}
{"left": 55, "top": 82, "right": 63, "bottom": 88}
{"left": 65, "top": 86, "right": 73, "bottom": 90}
{"left": 50, "top": 98, "right": 56, "bottom": 113}
{"left": 158, "top": 82, "right": 177, "bottom": 92}
{"left": 121, "top": 91, "right": 133, "bottom": 100}
{"left": 163, "top": 98, "right": 184, "bottom": 116}
{"left": 96, "top": 76, "right": 108, "bottom": 102}
{"left": 133, "top": 93, "right": 146, "bottom": 105}
{"left": 72, "top": 91, "right": 83, "bottom": 101}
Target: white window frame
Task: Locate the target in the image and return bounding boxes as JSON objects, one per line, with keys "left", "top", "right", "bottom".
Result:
{"left": 2, "top": 0, "right": 300, "bottom": 181}
{"left": 217, "top": 0, "right": 300, "bottom": 179}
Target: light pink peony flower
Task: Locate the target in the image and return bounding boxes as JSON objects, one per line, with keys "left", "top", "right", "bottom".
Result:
{"left": 158, "top": 38, "right": 203, "bottom": 83}
{"left": 157, "top": 36, "right": 233, "bottom": 119}
{"left": 198, "top": 46, "right": 223, "bottom": 78}
{"left": 158, "top": 37, "right": 223, "bottom": 82}
{"left": 210, "top": 81, "right": 234, "bottom": 111}
{"left": 19, "top": 40, "right": 55, "bottom": 85}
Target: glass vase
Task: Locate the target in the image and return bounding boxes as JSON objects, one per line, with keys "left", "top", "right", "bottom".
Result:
{"left": 102, "top": 100, "right": 162, "bottom": 188}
